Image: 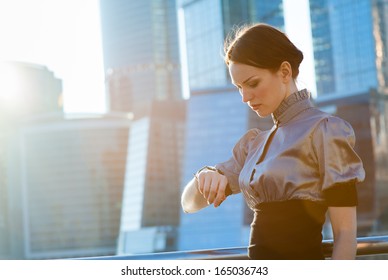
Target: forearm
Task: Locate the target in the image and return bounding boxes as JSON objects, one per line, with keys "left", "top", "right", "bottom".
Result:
{"left": 331, "top": 229, "right": 357, "bottom": 259}
{"left": 181, "top": 177, "right": 209, "bottom": 213}
{"left": 328, "top": 206, "right": 357, "bottom": 259}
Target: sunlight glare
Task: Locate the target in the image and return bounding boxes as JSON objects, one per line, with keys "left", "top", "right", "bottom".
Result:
{"left": 0, "top": 0, "right": 106, "bottom": 114}
{"left": 0, "top": 62, "right": 26, "bottom": 113}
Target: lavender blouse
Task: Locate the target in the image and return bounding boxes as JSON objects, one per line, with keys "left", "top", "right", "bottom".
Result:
{"left": 215, "top": 89, "right": 365, "bottom": 210}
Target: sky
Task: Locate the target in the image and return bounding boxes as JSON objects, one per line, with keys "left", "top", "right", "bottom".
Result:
{"left": 284, "top": 0, "right": 317, "bottom": 97}
{"left": 0, "top": 0, "right": 315, "bottom": 113}
{"left": 0, "top": 0, "right": 105, "bottom": 113}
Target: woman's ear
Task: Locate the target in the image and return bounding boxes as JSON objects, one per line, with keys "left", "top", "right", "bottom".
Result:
{"left": 280, "top": 61, "right": 292, "bottom": 82}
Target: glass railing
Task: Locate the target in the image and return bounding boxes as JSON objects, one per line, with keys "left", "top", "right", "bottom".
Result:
{"left": 78, "top": 235, "right": 388, "bottom": 260}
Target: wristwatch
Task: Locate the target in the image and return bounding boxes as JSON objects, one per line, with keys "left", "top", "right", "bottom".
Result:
{"left": 194, "top": 166, "right": 224, "bottom": 179}
{"left": 194, "top": 166, "right": 232, "bottom": 196}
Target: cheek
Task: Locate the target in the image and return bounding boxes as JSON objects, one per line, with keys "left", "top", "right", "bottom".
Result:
{"left": 262, "top": 78, "right": 282, "bottom": 98}
{"left": 254, "top": 83, "right": 271, "bottom": 99}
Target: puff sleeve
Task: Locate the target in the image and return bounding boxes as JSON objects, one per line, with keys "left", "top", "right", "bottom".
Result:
{"left": 215, "top": 129, "right": 259, "bottom": 194}
{"left": 312, "top": 117, "right": 365, "bottom": 206}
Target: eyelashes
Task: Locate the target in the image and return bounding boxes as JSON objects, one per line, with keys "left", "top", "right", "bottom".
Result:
{"left": 234, "top": 80, "right": 260, "bottom": 92}
{"left": 247, "top": 81, "right": 258, "bottom": 88}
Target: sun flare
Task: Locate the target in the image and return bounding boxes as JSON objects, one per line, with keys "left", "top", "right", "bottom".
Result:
{"left": 0, "top": 61, "right": 29, "bottom": 115}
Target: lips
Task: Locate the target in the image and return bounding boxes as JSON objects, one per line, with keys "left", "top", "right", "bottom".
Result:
{"left": 250, "top": 104, "right": 261, "bottom": 110}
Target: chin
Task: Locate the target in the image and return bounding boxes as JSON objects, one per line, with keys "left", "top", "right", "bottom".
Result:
{"left": 255, "top": 111, "right": 270, "bottom": 118}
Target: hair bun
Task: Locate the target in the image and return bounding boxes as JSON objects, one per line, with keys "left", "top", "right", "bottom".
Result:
{"left": 224, "top": 23, "right": 304, "bottom": 79}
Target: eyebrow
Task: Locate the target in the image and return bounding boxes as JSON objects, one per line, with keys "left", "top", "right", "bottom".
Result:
{"left": 242, "top": 76, "right": 257, "bottom": 84}
{"left": 233, "top": 75, "right": 257, "bottom": 87}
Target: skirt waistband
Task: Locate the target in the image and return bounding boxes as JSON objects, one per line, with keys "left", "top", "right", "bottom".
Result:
{"left": 249, "top": 199, "right": 327, "bottom": 260}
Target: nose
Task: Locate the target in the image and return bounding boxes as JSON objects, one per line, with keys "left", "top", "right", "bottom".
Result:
{"left": 241, "top": 89, "right": 253, "bottom": 103}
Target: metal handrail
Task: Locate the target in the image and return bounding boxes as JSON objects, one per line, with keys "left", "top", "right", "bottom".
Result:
{"left": 79, "top": 235, "right": 388, "bottom": 260}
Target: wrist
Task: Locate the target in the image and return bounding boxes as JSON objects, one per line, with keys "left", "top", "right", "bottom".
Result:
{"left": 194, "top": 166, "right": 224, "bottom": 180}
{"left": 194, "top": 166, "right": 233, "bottom": 196}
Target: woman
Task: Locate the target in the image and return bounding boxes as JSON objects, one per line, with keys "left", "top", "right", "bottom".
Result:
{"left": 181, "top": 23, "right": 365, "bottom": 260}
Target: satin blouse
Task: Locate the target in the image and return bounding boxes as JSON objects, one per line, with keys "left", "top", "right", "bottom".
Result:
{"left": 215, "top": 89, "right": 365, "bottom": 210}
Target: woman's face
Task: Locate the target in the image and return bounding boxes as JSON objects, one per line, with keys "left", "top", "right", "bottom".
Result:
{"left": 228, "top": 62, "right": 289, "bottom": 117}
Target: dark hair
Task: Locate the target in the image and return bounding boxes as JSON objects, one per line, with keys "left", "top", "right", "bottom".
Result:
{"left": 224, "top": 23, "right": 303, "bottom": 79}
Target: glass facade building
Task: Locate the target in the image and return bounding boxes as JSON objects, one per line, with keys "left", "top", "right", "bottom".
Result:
{"left": 14, "top": 113, "right": 131, "bottom": 259}
{"left": 99, "top": 1, "right": 186, "bottom": 254}
{"left": 99, "top": 0, "right": 183, "bottom": 115}
{"left": 249, "top": 0, "right": 284, "bottom": 28}
{"left": 0, "top": 62, "right": 63, "bottom": 259}
{"left": 117, "top": 100, "right": 186, "bottom": 254}
{"left": 179, "top": 0, "right": 226, "bottom": 89}
{"left": 178, "top": 0, "right": 284, "bottom": 90}
{"left": 308, "top": 0, "right": 336, "bottom": 95}
{"left": 309, "top": 0, "right": 388, "bottom": 96}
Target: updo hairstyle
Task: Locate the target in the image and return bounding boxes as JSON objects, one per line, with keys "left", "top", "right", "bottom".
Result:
{"left": 224, "top": 23, "right": 303, "bottom": 79}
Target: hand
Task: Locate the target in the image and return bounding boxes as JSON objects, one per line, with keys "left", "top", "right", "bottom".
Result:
{"left": 196, "top": 169, "right": 229, "bottom": 208}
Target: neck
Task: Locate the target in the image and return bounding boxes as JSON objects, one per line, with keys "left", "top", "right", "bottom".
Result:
{"left": 286, "top": 80, "right": 299, "bottom": 98}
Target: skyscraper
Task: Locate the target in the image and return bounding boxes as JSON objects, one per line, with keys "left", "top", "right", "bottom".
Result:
{"left": 99, "top": 0, "right": 186, "bottom": 254}
{"left": 99, "top": 0, "right": 183, "bottom": 116}
{"left": 0, "top": 62, "right": 63, "bottom": 259}
{"left": 309, "top": 0, "right": 388, "bottom": 96}
{"left": 0, "top": 138, "right": 8, "bottom": 259}
{"left": 178, "top": 0, "right": 284, "bottom": 90}
{"left": 0, "top": 61, "right": 63, "bottom": 124}
{"left": 178, "top": 0, "right": 282, "bottom": 250}
{"left": 117, "top": 100, "right": 185, "bottom": 254}
{"left": 16, "top": 113, "right": 131, "bottom": 259}
{"left": 307, "top": 0, "right": 335, "bottom": 95}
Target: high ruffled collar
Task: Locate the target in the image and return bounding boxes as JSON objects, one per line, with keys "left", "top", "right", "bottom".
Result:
{"left": 271, "top": 89, "right": 313, "bottom": 126}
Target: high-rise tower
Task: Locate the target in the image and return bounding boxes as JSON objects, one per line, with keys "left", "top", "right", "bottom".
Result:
{"left": 0, "top": 62, "right": 63, "bottom": 259}
{"left": 179, "top": 0, "right": 284, "bottom": 90}
{"left": 99, "top": 0, "right": 186, "bottom": 254}
{"left": 309, "top": 0, "right": 388, "bottom": 96}
{"left": 99, "top": 0, "right": 183, "bottom": 116}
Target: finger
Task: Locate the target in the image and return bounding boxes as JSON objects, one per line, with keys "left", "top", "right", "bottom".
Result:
{"left": 197, "top": 174, "right": 205, "bottom": 195}
{"left": 213, "top": 177, "right": 228, "bottom": 207}
{"left": 207, "top": 178, "right": 219, "bottom": 204}
{"left": 197, "top": 171, "right": 210, "bottom": 195}
{"left": 202, "top": 175, "right": 212, "bottom": 202}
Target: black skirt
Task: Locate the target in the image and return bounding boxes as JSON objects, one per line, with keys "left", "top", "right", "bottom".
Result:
{"left": 248, "top": 199, "right": 328, "bottom": 260}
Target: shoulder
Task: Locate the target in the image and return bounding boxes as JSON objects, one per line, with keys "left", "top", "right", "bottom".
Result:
{"left": 243, "top": 128, "right": 261, "bottom": 138}
{"left": 233, "top": 128, "right": 263, "bottom": 152}
{"left": 313, "top": 114, "right": 356, "bottom": 146}
{"left": 316, "top": 115, "right": 354, "bottom": 134}
{"left": 305, "top": 108, "right": 354, "bottom": 132}
{"left": 237, "top": 128, "right": 261, "bottom": 145}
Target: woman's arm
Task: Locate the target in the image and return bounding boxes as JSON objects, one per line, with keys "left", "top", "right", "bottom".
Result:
{"left": 328, "top": 206, "right": 357, "bottom": 259}
{"left": 181, "top": 170, "right": 229, "bottom": 213}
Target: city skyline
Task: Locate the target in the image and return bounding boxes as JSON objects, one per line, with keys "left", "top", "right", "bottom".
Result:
{"left": 0, "top": 0, "right": 315, "bottom": 114}
{"left": 1, "top": 0, "right": 388, "bottom": 260}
